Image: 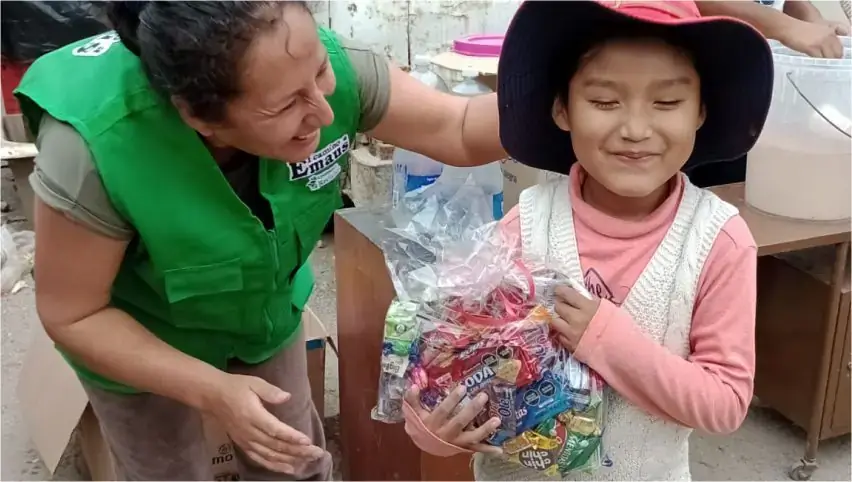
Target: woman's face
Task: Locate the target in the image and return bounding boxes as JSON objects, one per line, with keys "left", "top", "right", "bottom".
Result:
{"left": 553, "top": 37, "right": 705, "bottom": 199}
{"left": 184, "top": 6, "right": 337, "bottom": 163}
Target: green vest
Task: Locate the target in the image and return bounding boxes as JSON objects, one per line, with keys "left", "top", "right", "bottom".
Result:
{"left": 15, "top": 29, "right": 360, "bottom": 393}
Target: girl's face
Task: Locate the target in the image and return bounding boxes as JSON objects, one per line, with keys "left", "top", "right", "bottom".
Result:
{"left": 553, "top": 37, "right": 705, "bottom": 201}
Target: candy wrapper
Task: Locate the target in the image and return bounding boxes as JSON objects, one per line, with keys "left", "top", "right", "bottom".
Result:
{"left": 372, "top": 176, "right": 608, "bottom": 475}
{"left": 502, "top": 365, "right": 607, "bottom": 476}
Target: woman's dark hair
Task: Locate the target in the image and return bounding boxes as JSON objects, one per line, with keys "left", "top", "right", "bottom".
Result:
{"left": 106, "top": 1, "right": 310, "bottom": 122}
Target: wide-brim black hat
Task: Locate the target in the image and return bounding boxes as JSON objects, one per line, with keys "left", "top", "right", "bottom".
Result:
{"left": 498, "top": 0, "right": 774, "bottom": 175}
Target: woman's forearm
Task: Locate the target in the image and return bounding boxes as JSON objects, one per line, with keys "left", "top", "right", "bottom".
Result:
{"left": 45, "top": 307, "right": 227, "bottom": 410}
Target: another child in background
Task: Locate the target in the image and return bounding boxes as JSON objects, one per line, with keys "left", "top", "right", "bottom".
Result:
{"left": 401, "top": 1, "right": 775, "bottom": 480}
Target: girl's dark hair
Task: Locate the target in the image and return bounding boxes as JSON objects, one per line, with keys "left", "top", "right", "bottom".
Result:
{"left": 105, "top": 1, "right": 309, "bottom": 122}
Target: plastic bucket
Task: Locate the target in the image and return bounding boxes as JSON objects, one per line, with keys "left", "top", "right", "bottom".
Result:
{"left": 745, "top": 37, "right": 852, "bottom": 221}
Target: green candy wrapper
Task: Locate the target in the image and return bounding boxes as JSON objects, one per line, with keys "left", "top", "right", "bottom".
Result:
{"left": 384, "top": 300, "right": 420, "bottom": 353}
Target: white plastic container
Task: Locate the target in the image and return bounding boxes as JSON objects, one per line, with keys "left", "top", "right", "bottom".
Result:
{"left": 391, "top": 56, "right": 448, "bottom": 206}
{"left": 745, "top": 37, "right": 851, "bottom": 221}
{"left": 437, "top": 70, "right": 505, "bottom": 219}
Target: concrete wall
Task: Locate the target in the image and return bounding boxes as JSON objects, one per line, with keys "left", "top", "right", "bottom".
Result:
{"left": 309, "top": 0, "right": 521, "bottom": 66}
{"left": 310, "top": 1, "right": 849, "bottom": 67}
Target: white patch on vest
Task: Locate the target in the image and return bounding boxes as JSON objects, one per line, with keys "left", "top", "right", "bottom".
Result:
{"left": 307, "top": 163, "right": 342, "bottom": 191}
{"left": 72, "top": 32, "right": 121, "bottom": 57}
{"left": 289, "top": 134, "right": 350, "bottom": 191}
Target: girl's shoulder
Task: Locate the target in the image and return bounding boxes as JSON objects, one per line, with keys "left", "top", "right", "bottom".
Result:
{"left": 688, "top": 182, "right": 756, "bottom": 252}
{"left": 716, "top": 214, "right": 757, "bottom": 253}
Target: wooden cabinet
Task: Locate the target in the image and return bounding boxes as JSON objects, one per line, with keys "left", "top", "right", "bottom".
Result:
{"left": 711, "top": 183, "right": 850, "bottom": 481}
{"left": 334, "top": 210, "right": 474, "bottom": 481}
{"left": 821, "top": 293, "right": 850, "bottom": 440}
{"left": 755, "top": 248, "right": 851, "bottom": 442}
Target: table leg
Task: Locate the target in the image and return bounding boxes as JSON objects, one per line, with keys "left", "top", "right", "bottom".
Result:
{"left": 789, "top": 241, "right": 850, "bottom": 481}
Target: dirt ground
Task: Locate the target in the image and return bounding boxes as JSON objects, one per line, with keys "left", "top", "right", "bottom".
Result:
{"left": 1, "top": 166, "right": 850, "bottom": 481}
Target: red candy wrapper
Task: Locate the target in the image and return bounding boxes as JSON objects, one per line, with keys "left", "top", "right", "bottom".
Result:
{"left": 417, "top": 305, "right": 555, "bottom": 400}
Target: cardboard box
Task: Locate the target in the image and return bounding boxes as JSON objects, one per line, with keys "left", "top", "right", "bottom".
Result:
{"left": 429, "top": 49, "right": 498, "bottom": 92}
{"left": 18, "top": 307, "right": 329, "bottom": 481}
{"left": 502, "top": 158, "right": 550, "bottom": 212}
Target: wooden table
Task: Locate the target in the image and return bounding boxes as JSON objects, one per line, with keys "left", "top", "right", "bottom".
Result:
{"left": 710, "top": 183, "right": 850, "bottom": 256}
{"left": 334, "top": 183, "right": 850, "bottom": 481}
{"left": 711, "top": 183, "right": 851, "bottom": 481}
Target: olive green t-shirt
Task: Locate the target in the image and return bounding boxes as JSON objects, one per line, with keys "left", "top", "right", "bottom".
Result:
{"left": 29, "top": 36, "right": 391, "bottom": 239}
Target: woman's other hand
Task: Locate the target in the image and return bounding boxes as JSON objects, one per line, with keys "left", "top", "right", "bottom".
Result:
{"left": 780, "top": 18, "right": 846, "bottom": 58}
{"left": 817, "top": 18, "right": 851, "bottom": 36}
{"left": 204, "top": 373, "right": 325, "bottom": 473}
{"left": 695, "top": 1, "right": 847, "bottom": 59}
{"left": 403, "top": 385, "right": 503, "bottom": 455}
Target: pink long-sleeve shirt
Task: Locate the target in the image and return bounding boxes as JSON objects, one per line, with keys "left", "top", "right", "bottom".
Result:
{"left": 403, "top": 165, "right": 757, "bottom": 456}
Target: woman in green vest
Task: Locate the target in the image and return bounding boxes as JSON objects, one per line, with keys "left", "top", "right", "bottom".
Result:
{"left": 15, "top": 2, "right": 505, "bottom": 480}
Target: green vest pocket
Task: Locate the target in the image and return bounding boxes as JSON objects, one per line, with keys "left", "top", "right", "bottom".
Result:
{"left": 163, "top": 258, "right": 244, "bottom": 330}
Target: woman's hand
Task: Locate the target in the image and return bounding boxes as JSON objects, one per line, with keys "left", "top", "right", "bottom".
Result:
{"left": 817, "top": 18, "right": 851, "bottom": 36}
{"left": 404, "top": 385, "right": 503, "bottom": 454}
{"left": 204, "top": 373, "right": 325, "bottom": 473}
{"left": 779, "top": 18, "right": 846, "bottom": 58}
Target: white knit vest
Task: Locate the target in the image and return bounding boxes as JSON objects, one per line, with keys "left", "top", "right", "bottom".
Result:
{"left": 473, "top": 175, "right": 738, "bottom": 481}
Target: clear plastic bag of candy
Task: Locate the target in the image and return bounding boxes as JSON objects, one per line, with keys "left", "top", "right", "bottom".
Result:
{"left": 371, "top": 176, "right": 608, "bottom": 475}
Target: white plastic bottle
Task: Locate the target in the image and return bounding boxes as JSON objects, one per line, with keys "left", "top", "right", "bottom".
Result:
{"left": 451, "top": 69, "right": 493, "bottom": 97}
{"left": 409, "top": 54, "right": 450, "bottom": 92}
{"left": 391, "top": 56, "right": 449, "bottom": 206}
{"left": 439, "top": 70, "right": 505, "bottom": 220}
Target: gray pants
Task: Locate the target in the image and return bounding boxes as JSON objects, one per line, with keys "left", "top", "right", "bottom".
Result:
{"left": 82, "top": 326, "right": 332, "bottom": 481}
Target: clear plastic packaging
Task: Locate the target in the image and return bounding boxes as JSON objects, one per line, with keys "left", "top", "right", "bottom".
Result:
{"left": 372, "top": 177, "right": 606, "bottom": 476}
{"left": 438, "top": 163, "right": 504, "bottom": 220}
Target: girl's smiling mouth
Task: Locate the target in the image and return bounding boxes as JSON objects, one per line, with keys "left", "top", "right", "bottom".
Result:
{"left": 609, "top": 150, "right": 660, "bottom": 162}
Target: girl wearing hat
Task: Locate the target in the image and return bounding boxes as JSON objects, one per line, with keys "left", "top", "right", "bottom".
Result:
{"left": 401, "top": 1, "right": 773, "bottom": 480}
